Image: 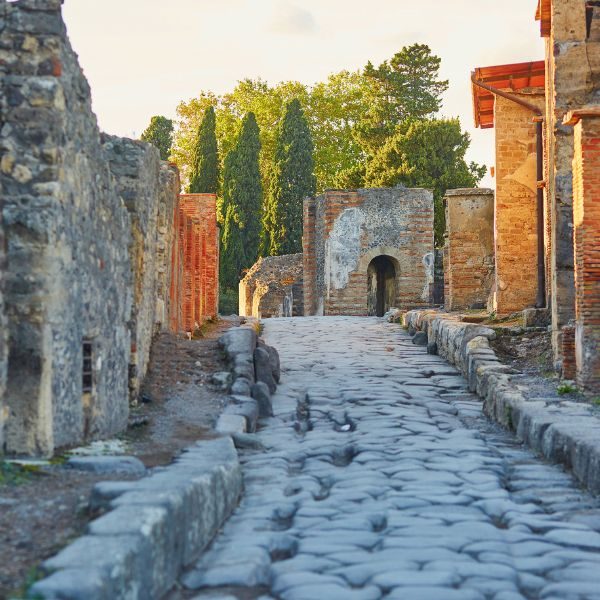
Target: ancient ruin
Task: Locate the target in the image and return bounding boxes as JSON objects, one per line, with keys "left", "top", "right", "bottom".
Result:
{"left": 0, "top": 0, "right": 219, "bottom": 455}
{"left": 238, "top": 253, "right": 303, "bottom": 319}
{"left": 303, "top": 188, "right": 435, "bottom": 316}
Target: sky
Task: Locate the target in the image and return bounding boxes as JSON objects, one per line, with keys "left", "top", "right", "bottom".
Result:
{"left": 62, "top": 0, "right": 544, "bottom": 187}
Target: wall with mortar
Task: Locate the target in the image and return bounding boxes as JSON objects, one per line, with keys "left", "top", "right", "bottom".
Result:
{"left": 303, "top": 188, "right": 434, "bottom": 316}
{"left": 103, "top": 135, "right": 167, "bottom": 401}
{"left": 177, "top": 194, "right": 219, "bottom": 332}
{"left": 443, "top": 188, "right": 495, "bottom": 311}
{"left": 239, "top": 253, "right": 303, "bottom": 319}
{"left": 568, "top": 110, "right": 600, "bottom": 394}
{"left": 0, "top": 0, "right": 132, "bottom": 455}
{"left": 0, "top": 0, "right": 187, "bottom": 455}
{"left": 494, "top": 92, "right": 545, "bottom": 314}
{"left": 541, "top": 0, "right": 600, "bottom": 367}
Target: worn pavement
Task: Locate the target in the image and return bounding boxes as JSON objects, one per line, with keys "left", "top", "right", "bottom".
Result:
{"left": 180, "top": 317, "right": 600, "bottom": 600}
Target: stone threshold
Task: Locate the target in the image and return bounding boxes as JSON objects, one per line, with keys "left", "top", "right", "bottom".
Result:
{"left": 404, "top": 309, "right": 600, "bottom": 496}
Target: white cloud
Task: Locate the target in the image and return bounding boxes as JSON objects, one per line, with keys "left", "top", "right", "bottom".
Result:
{"left": 268, "top": 2, "right": 317, "bottom": 35}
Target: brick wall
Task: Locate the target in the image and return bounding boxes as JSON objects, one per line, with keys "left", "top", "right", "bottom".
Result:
{"left": 304, "top": 188, "right": 434, "bottom": 316}
{"left": 494, "top": 93, "right": 545, "bottom": 314}
{"left": 443, "top": 188, "right": 494, "bottom": 311}
{"left": 568, "top": 111, "right": 600, "bottom": 393}
{"left": 176, "top": 194, "right": 219, "bottom": 332}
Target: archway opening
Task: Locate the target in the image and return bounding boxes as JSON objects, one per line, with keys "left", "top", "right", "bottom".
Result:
{"left": 367, "top": 255, "right": 397, "bottom": 317}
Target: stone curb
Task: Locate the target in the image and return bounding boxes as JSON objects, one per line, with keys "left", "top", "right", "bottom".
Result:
{"left": 29, "top": 437, "right": 242, "bottom": 600}
{"left": 404, "top": 309, "right": 600, "bottom": 495}
{"left": 216, "top": 324, "right": 279, "bottom": 434}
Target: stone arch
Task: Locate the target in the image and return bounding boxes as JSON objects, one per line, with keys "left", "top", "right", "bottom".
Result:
{"left": 358, "top": 247, "right": 403, "bottom": 316}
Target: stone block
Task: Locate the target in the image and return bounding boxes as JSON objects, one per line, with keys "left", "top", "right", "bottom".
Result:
{"left": 252, "top": 381, "right": 274, "bottom": 417}
{"left": 522, "top": 308, "right": 551, "bottom": 328}
{"left": 67, "top": 455, "right": 146, "bottom": 476}
{"left": 255, "top": 346, "right": 277, "bottom": 393}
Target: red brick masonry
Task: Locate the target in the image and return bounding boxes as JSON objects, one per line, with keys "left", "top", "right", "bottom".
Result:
{"left": 171, "top": 194, "right": 219, "bottom": 332}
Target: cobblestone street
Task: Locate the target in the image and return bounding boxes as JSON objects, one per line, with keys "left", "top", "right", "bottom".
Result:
{"left": 181, "top": 317, "right": 600, "bottom": 600}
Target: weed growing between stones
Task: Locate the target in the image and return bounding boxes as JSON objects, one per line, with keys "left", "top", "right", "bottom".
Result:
{"left": 0, "top": 461, "right": 40, "bottom": 486}
{"left": 557, "top": 383, "right": 578, "bottom": 395}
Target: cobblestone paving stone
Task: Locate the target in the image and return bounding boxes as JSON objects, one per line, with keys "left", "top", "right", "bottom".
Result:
{"left": 181, "top": 317, "right": 600, "bottom": 600}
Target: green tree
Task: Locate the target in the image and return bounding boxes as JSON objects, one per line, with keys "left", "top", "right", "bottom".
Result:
{"left": 364, "top": 118, "right": 486, "bottom": 246}
{"left": 356, "top": 44, "right": 449, "bottom": 154}
{"left": 219, "top": 112, "right": 263, "bottom": 292}
{"left": 188, "top": 106, "right": 219, "bottom": 194}
{"left": 262, "top": 99, "right": 316, "bottom": 256}
{"left": 140, "top": 115, "right": 174, "bottom": 161}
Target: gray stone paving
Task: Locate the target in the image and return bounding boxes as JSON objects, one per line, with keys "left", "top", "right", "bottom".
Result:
{"left": 181, "top": 317, "right": 600, "bottom": 600}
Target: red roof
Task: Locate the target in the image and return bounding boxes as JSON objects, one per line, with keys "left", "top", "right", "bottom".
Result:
{"left": 472, "top": 60, "right": 545, "bottom": 129}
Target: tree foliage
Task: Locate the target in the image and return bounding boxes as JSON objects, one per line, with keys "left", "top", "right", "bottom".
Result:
{"left": 262, "top": 99, "right": 316, "bottom": 256}
{"left": 364, "top": 118, "right": 487, "bottom": 245}
{"left": 140, "top": 115, "right": 173, "bottom": 161}
{"left": 171, "top": 43, "right": 485, "bottom": 250}
{"left": 219, "top": 113, "right": 263, "bottom": 291}
{"left": 189, "top": 105, "right": 219, "bottom": 194}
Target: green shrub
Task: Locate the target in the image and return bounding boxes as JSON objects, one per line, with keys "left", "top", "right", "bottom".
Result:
{"left": 219, "top": 288, "right": 238, "bottom": 316}
{"left": 557, "top": 383, "right": 577, "bottom": 396}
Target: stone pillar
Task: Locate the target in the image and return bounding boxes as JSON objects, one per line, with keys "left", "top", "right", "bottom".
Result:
{"left": 302, "top": 197, "right": 317, "bottom": 316}
{"left": 494, "top": 94, "right": 545, "bottom": 314}
{"left": 443, "top": 188, "right": 494, "bottom": 311}
{"left": 543, "top": 0, "right": 588, "bottom": 365}
{"left": 565, "top": 108, "right": 600, "bottom": 393}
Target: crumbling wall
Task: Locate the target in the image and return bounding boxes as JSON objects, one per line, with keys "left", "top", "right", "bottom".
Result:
{"left": 239, "top": 254, "right": 303, "bottom": 318}
{"left": 0, "top": 0, "right": 132, "bottom": 454}
{"left": 0, "top": 207, "right": 7, "bottom": 453}
{"left": 304, "top": 188, "right": 434, "bottom": 316}
{"left": 102, "top": 135, "right": 173, "bottom": 400}
{"left": 443, "top": 188, "right": 494, "bottom": 311}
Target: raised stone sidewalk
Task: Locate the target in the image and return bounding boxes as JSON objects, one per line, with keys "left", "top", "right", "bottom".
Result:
{"left": 404, "top": 309, "right": 600, "bottom": 495}
{"left": 29, "top": 437, "right": 242, "bottom": 600}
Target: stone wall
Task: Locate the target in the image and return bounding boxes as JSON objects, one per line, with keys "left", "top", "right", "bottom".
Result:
{"left": 239, "top": 254, "right": 303, "bottom": 319}
{"left": 303, "top": 188, "right": 434, "bottom": 316}
{"left": 443, "top": 188, "right": 494, "bottom": 311}
{"left": 494, "top": 92, "right": 545, "bottom": 314}
{"left": 0, "top": 0, "right": 198, "bottom": 455}
{"left": 178, "top": 194, "right": 219, "bottom": 332}
{"left": 566, "top": 109, "right": 600, "bottom": 393}
{"left": 0, "top": 0, "right": 132, "bottom": 454}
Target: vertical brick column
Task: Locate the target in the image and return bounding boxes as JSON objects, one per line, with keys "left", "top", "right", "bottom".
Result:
{"left": 444, "top": 188, "right": 494, "bottom": 311}
{"left": 565, "top": 109, "right": 600, "bottom": 393}
{"left": 303, "top": 197, "right": 317, "bottom": 316}
{"left": 494, "top": 94, "right": 544, "bottom": 314}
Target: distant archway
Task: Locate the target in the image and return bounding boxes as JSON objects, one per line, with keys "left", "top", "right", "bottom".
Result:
{"left": 367, "top": 255, "right": 397, "bottom": 316}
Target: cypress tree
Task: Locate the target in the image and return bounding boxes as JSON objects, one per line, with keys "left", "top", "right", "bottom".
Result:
{"left": 262, "top": 99, "right": 316, "bottom": 256}
{"left": 219, "top": 112, "right": 263, "bottom": 292}
{"left": 188, "top": 105, "right": 219, "bottom": 194}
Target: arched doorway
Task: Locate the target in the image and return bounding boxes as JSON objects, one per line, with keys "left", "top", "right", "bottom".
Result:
{"left": 367, "top": 255, "right": 397, "bottom": 316}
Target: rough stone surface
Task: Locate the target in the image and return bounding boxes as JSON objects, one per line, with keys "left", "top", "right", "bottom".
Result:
{"left": 405, "top": 309, "right": 600, "bottom": 495}
{"left": 255, "top": 347, "right": 277, "bottom": 393}
{"left": 252, "top": 382, "right": 274, "bottom": 417}
{"left": 239, "top": 254, "right": 303, "bottom": 319}
{"left": 177, "top": 316, "right": 600, "bottom": 600}
{"left": 303, "top": 188, "right": 434, "bottom": 316}
{"left": 67, "top": 455, "right": 146, "bottom": 476}
{"left": 443, "top": 188, "right": 494, "bottom": 311}
{"left": 31, "top": 437, "right": 242, "bottom": 599}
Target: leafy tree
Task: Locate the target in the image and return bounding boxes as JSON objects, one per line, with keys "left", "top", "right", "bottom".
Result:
{"left": 262, "top": 99, "right": 316, "bottom": 256}
{"left": 140, "top": 115, "right": 174, "bottom": 161}
{"left": 219, "top": 112, "right": 263, "bottom": 291}
{"left": 188, "top": 106, "right": 219, "bottom": 194}
{"left": 364, "top": 118, "right": 486, "bottom": 246}
{"left": 356, "top": 44, "right": 449, "bottom": 154}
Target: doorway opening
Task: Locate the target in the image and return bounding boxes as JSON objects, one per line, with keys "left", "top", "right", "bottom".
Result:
{"left": 367, "top": 255, "right": 397, "bottom": 317}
